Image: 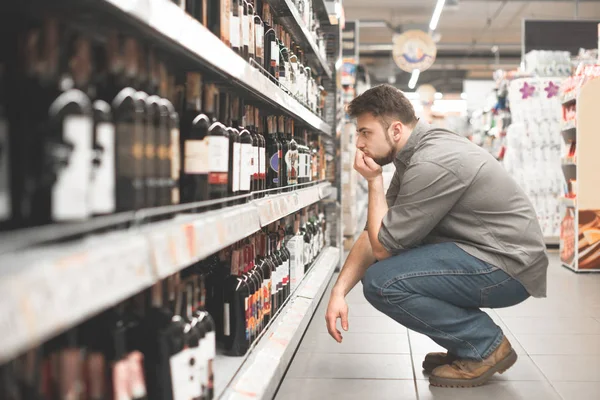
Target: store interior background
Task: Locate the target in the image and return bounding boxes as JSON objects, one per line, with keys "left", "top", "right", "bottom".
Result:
{"left": 2, "top": 0, "right": 600, "bottom": 399}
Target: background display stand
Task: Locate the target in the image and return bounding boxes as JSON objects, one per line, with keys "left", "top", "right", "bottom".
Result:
{"left": 560, "top": 77, "right": 600, "bottom": 272}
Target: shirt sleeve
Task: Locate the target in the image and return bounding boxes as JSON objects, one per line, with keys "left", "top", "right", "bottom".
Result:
{"left": 364, "top": 170, "right": 401, "bottom": 231}
{"left": 377, "top": 162, "right": 468, "bottom": 253}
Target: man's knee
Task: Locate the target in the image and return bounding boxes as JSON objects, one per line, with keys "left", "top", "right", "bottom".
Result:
{"left": 362, "top": 264, "right": 387, "bottom": 305}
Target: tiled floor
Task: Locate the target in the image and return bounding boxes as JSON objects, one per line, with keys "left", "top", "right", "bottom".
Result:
{"left": 275, "top": 252, "right": 600, "bottom": 399}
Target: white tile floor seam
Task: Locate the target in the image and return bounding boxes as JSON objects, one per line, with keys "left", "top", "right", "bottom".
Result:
{"left": 275, "top": 252, "right": 600, "bottom": 400}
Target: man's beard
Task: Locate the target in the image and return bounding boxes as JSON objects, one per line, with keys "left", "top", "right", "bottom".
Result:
{"left": 372, "top": 133, "right": 396, "bottom": 166}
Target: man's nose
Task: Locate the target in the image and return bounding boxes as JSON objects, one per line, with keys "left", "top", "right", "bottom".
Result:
{"left": 356, "top": 137, "right": 366, "bottom": 150}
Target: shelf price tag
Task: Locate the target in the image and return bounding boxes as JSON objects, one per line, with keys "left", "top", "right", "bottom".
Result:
{"left": 147, "top": 230, "right": 176, "bottom": 279}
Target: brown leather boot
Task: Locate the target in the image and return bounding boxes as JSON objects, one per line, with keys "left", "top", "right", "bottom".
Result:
{"left": 422, "top": 352, "right": 458, "bottom": 373}
{"left": 429, "top": 337, "right": 517, "bottom": 388}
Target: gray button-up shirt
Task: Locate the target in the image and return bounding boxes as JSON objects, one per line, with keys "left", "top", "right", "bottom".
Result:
{"left": 376, "top": 120, "right": 548, "bottom": 298}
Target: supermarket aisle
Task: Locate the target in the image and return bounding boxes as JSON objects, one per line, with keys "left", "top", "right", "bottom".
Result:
{"left": 275, "top": 252, "right": 600, "bottom": 400}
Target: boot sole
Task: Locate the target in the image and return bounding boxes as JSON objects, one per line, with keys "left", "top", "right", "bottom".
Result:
{"left": 428, "top": 349, "right": 518, "bottom": 388}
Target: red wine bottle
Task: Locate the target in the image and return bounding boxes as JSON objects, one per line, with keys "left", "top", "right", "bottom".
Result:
{"left": 204, "top": 84, "right": 229, "bottom": 200}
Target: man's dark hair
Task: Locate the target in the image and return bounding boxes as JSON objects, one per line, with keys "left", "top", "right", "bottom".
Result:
{"left": 347, "top": 84, "right": 418, "bottom": 127}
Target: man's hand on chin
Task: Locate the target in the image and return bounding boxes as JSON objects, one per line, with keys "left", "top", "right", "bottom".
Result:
{"left": 354, "top": 149, "right": 383, "bottom": 182}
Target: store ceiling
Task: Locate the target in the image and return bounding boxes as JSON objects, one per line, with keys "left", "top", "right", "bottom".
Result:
{"left": 344, "top": 0, "right": 600, "bottom": 92}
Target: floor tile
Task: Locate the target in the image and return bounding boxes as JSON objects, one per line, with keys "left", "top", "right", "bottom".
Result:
{"left": 311, "top": 315, "right": 408, "bottom": 334}
{"left": 412, "top": 354, "right": 546, "bottom": 382}
{"left": 298, "top": 332, "right": 411, "bottom": 354}
{"left": 415, "top": 380, "right": 561, "bottom": 400}
{"left": 348, "top": 303, "right": 387, "bottom": 317}
{"left": 500, "top": 316, "right": 600, "bottom": 335}
{"left": 515, "top": 334, "right": 600, "bottom": 355}
{"left": 345, "top": 283, "right": 368, "bottom": 304}
{"left": 286, "top": 353, "right": 415, "bottom": 380}
{"left": 531, "top": 355, "right": 600, "bottom": 382}
{"left": 275, "top": 378, "right": 418, "bottom": 400}
{"left": 408, "top": 331, "right": 447, "bottom": 354}
{"left": 552, "top": 382, "right": 600, "bottom": 400}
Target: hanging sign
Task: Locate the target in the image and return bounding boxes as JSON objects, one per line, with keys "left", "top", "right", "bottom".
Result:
{"left": 392, "top": 30, "right": 437, "bottom": 73}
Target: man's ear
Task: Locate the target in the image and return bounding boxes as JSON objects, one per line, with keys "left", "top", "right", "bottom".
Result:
{"left": 392, "top": 122, "right": 403, "bottom": 141}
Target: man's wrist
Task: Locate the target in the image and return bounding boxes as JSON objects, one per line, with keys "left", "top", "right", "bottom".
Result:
{"left": 367, "top": 174, "right": 384, "bottom": 185}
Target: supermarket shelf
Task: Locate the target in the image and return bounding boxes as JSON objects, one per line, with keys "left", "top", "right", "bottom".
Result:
{"left": 216, "top": 246, "right": 340, "bottom": 400}
{"left": 99, "top": 0, "right": 331, "bottom": 135}
{"left": 561, "top": 262, "right": 600, "bottom": 273}
{"left": 561, "top": 197, "right": 576, "bottom": 207}
{"left": 545, "top": 236, "right": 560, "bottom": 246}
{"left": 0, "top": 182, "right": 333, "bottom": 364}
{"left": 266, "top": 0, "right": 332, "bottom": 79}
{"left": 561, "top": 157, "right": 577, "bottom": 166}
{"left": 312, "top": 0, "right": 332, "bottom": 25}
{"left": 561, "top": 126, "right": 577, "bottom": 143}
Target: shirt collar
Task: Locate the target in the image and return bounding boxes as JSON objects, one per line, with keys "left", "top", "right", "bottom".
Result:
{"left": 395, "top": 119, "right": 431, "bottom": 166}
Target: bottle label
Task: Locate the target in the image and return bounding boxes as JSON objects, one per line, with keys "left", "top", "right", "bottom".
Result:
{"left": 184, "top": 139, "right": 209, "bottom": 174}
{"left": 232, "top": 142, "right": 241, "bottom": 192}
{"left": 259, "top": 147, "right": 266, "bottom": 176}
{"left": 171, "top": 127, "right": 180, "bottom": 204}
{"left": 52, "top": 115, "right": 93, "bottom": 221}
{"left": 208, "top": 135, "right": 229, "bottom": 185}
{"left": 269, "top": 151, "right": 279, "bottom": 184}
{"left": 191, "top": 345, "right": 205, "bottom": 398}
{"left": 126, "top": 351, "right": 147, "bottom": 399}
{"left": 242, "top": 15, "right": 250, "bottom": 47}
{"left": 230, "top": 16, "right": 240, "bottom": 48}
{"left": 170, "top": 350, "right": 192, "bottom": 400}
{"left": 249, "top": 15, "right": 255, "bottom": 56}
{"left": 198, "top": 338, "right": 208, "bottom": 390}
{"left": 91, "top": 122, "right": 116, "bottom": 214}
{"left": 263, "top": 278, "right": 271, "bottom": 315}
{"left": 206, "top": 331, "right": 216, "bottom": 359}
{"left": 240, "top": 143, "right": 253, "bottom": 191}
{"left": 221, "top": 0, "right": 231, "bottom": 44}
{"left": 244, "top": 297, "right": 250, "bottom": 340}
{"left": 251, "top": 146, "right": 258, "bottom": 179}
{"left": 271, "top": 41, "right": 279, "bottom": 65}
{"left": 224, "top": 303, "right": 231, "bottom": 336}
{"left": 256, "top": 25, "right": 264, "bottom": 59}
{"left": 0, "top": 119, "right": 10, "bottom": 220}
{"left": 112, "top": 359, "right": 131, "bottom": 400}
{"left": 285, "top": 149, "right": 298, "bottom": 185}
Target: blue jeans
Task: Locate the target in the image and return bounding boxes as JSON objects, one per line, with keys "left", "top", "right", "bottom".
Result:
{"left": 362, "top": 242, "right": 530, "bottom": 360}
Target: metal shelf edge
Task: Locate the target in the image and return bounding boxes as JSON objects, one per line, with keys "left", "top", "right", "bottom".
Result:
{"left": 0, "top": 185, "right": 333, "bottom": 364}
{"left": 101, "top": 0, "right": 331, "bottom": 135}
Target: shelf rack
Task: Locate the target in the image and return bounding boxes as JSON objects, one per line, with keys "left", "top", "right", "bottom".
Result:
{"left": 215, "top": 246, "right": 340, "bottom": 399}
{"left": 0, "top": 182, "right": 335, "bottom": 364}
{"left": 94, "top": 0, "right": 332, "bottom": 135}
{"left": 265, "top": 0, "right": 332, "bottom": 79}
{"left": 559, "top": 78, "right": 600, "bottom": 272}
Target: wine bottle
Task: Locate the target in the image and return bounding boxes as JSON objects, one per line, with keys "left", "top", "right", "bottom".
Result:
{"left": 204, "top": 84, "right": 229, "bottom": 200}
{"left": 247, "top": 1, "right": 256, "bottom": 64}
{"left": 253, "top": 14, "right": 264, "bottom": 69}
{"left": 33, "top": 26, "right": 94, "bottom": 224}
{"left": 285, "top": 118, "right": 298, "bottom": 187}
{"left": 263, "top": 7, "right": 278, "bottom": 83}
{"left": 192, "top": 275, "right": 216, "bottom": 400}
{"left": 90, "top": 99, "right": 116, "bottom": 215}
{"left": 277, "top": 116, "right": 289, "bottom": 189}
{"left": 230, "top": 0, "right": 241, "bottom": 56}
{"left": 208, "top": 0, "right": 230, "bottom": 47}
{"left": 223, "top": 246, "right": 251, "bottom": 356}
{"left": 163, "top": 95, "right": 180, "bottom": 205}
{"left": 254, "top": 107, "right": 266, "bottom": 191}
{"left": 266, "top": 116, "right": 281, "bottom": 189}
{"left": 180, "top": 72, "right": 208, "bottom": 202}
{"left": 241, "top": 0, "right": 250, "bottom": 61}
{"left": 0, "top": 62, "right": 10, "bottom": 223}
{"left": 245, "top": 105, "right": 259, "bottom": 192}
{"left": 238, "top": 100, "right": 253, "bottom": 195}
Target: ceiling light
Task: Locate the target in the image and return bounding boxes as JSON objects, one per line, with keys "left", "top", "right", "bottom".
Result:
{"left": 408, "top": 69, "right": 420, "bottom": 90}
{"left": 491, "top": 45, "right": 499, "bottom": 53}
{"left": 435, "top": 92, "right": 443, "bottom": 99}
{"left": 429, "top": 0, "right": 446, "bottom": 31}
{"left": 335, "top": 58, "right": 343, "bottom": 70}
